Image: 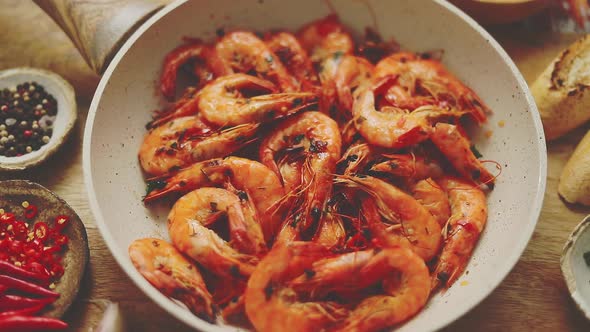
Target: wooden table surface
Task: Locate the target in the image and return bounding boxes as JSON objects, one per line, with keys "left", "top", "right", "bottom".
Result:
{"left": 2, "top": 2, "right": 590, "bottom": 331}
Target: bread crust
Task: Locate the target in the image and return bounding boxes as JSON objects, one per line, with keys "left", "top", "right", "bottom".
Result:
{"left": 559, "top": 129, "right": 590, "bottom": 205}
{"left": 532, "top": 35, "right": 590, "bottom": 140}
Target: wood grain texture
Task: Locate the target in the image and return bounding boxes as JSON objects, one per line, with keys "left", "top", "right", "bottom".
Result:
{"left": 2, "top": 2, "right": 590, "bottom": 331}
{"left": 34, "top": 0, "right": 166, "bottom": 74}
{"left": 0, "top": 0, "right": 99, "bottom": 99}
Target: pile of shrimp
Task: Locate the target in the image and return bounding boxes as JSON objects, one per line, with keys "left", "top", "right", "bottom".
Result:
{"left": 129, "top": 15, "right": 498, "bottom": 332}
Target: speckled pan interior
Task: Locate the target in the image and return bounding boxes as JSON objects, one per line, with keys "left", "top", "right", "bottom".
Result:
{"left": 83, "top": 0, "right": 547, "bottom": 331}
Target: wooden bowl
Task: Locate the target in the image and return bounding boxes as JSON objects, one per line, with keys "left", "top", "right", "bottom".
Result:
{"left": 0, "top": 180, "right": 89, "bottom": 317}
{"left": 450, "top": 0, "right": 550, "bottom": 25}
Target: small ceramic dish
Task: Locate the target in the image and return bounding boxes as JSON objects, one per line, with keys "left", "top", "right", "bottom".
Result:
{"left": 0, "top": 180, "right": 89, "bottom": 317}
{"left": 0, "top": 68, "right": 77, "bottom": 171}
{"left": 561, "top": 215, "right": 590, "bottom": 320}
{"left": 450, "top": 0, "right": 549, "bottom": 25}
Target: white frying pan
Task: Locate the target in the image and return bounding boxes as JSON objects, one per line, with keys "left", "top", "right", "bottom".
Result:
{"left": 36, "top": 0, "right": 546, "bottom": 330}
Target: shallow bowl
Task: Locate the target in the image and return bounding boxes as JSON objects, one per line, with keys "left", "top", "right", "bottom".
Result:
{"left": 83, "top": 0, "right": 546, "bottom": 330}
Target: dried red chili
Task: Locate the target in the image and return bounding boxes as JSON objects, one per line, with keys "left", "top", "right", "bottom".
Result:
{"left": 22, "top": 262, "right": 50, "bottom": 282}
{"left": 0, "top": 275, "right": 58, "bottom": 298}
{"left": 0, "top": 302, "right": 46, "bottom": 317}
{"left": 0, "top": 315, "right": 68, "bottom": 331}
{"left": 0, "top": 295, "right": 53, "bottom": 311}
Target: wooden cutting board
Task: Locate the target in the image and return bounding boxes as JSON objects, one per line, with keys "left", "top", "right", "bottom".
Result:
{"left": 1, "top": 2, "right": 589, "bottom": 331}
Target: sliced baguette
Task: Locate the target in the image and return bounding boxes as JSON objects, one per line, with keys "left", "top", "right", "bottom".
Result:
{"left": 559, "top": 129, "right": 590, "bottom": 205}
{"left": 532, "top": 34, "right": 590, "bottom": 140}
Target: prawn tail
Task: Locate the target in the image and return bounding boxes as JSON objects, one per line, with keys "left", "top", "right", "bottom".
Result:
{"left": 180, "top": 293, "right": 217, "bottom": 323}
{"left": 143, "top": 176, "right": 176, "bottom": 202}
{"left": 150, "top": 96, "right": 201, "bottom": 128}
{"left": 462, "top": 93, "right": 490, "bottom": 125}
{"left": 431, "top": 259, "right": 463, "bottom": 292}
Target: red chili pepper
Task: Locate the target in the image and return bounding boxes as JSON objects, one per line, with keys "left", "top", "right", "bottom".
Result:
{"left": 0, "top": 315, "right": 68, "bottom": 331}
{"left": 0, "top": 213, "right": 15, "bottom": 224}
{"left": 33, "top": 222, "right": 48, "bottom": 241}
{"left": 42, "top": 244, "right": 61, "bottom": 256}
{"left": 0, "top": 302, "right": 46, "bottom": 317}
{"left": 0, "top": 295, "right": 54, "bottom": 311}
{"left": 22, "top": 262, "right": 51, "bottom": 283}
{"left": 24, "top": 205, "right": 38, "bottom": 219}
{"left": 10, "top": 221, "right": 27, "bottom": 241}
{"left": 49, "top": 263, "right": 64, "bottom": 278}
{"left": 0, "top": 275, "right": 59, "bottom": 298}
{"left": 53, "top": 215, "right": 69, "bottom": 232}
{"left": 8, "top": 240, "right": 23, "bottom": 255}
{"left": 54, "top": 234, "right": 68, "bottom": 247}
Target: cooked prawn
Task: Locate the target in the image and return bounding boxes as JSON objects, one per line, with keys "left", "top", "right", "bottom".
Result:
{"left": 128, "top": 238, "right": 215, "bottom": 322}
{"left": 432, "top": 176, "right": 487, "bottom": 290}
{"left": 430, "top": 122, "right": 495, "bottom": 188}
{"left": 333, "top": 55, "right": 374, "bottom": 114}
{"left": 411, "top": 178, "right": 451, "bottom": 227}
{"left": 336, "top": 174, "right": 442, "bottom": 261}
{"left": 297, "top": 14, "right": 354, "bottom": 63}
{"left": 215, "top": 31, "right": 297, "bottom": 92}
{"left": 168, "top": 188, "right": 262, "bottom": 279}
{"left": 265, "top": 32, "right": 319, "bottom": 91}
{"left": 198, "top": 74, "right": 317, "bottom": 126}
{"left": 219, "top": 294, "right": 251, "bottom": 327}
{"left": 174, "top": 186, "right": 265, "bottom": 255}
{"left": 374, "top": 52, "right": 489, "bottom": 122}
{"left": 139, "top": 117, "right": 259, "bottom": 176}
{"left": 288, "top": 246, "right": 431, "bottom": 332}
{"left": 311, "top": 209, "right": 346, "bottom": 249}
{"left": 337, "top": 142, "right": 377, "bottom": 175}
{"left": 159, "top": 40, "right": 226, "bottom": 101}
{"left": 144, "top": 157, "right": 285, "bottom": 241}
{"left": 244, "top": 241, "right": 350, "bottom": 332}
{"left": 352, "top": 77, "right": 432, "bottom": 148}
{"left": 259, "top": 111, "right": 342, "bottom": 236}
{"left": 320, "top": 55, "right": 374, "bottom": 131}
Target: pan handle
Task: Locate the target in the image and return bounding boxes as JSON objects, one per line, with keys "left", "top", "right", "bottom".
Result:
{"left": 34, "top": 0, "right": 166, "bottom": 75}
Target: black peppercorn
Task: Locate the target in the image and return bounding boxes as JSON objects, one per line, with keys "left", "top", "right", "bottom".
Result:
{"left": 0, "top": 82, "right": 56, "bottom": 157}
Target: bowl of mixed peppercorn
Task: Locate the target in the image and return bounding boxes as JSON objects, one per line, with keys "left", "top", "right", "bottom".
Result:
{"left": 0, "top": 68, "right": 76, "bottom": 171}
